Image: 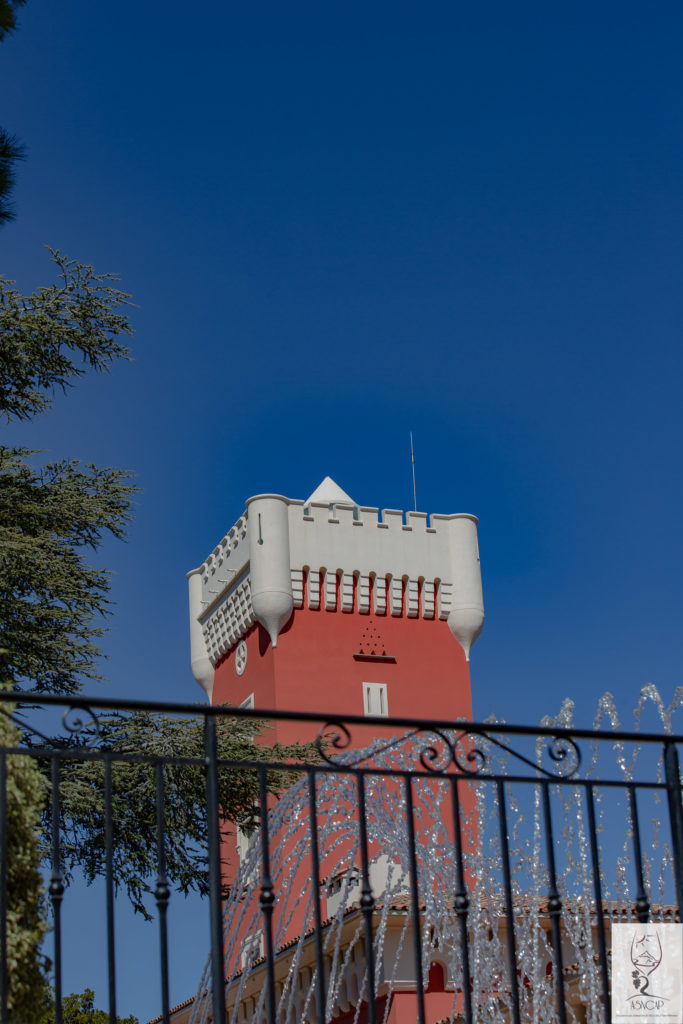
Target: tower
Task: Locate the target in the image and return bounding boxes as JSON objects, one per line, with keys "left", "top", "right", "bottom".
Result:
{"left": 185, "top": 478, "right": 485, "bottom": 1024}
{"left": 187, "top": 477, "right": 484, "bottom": 737}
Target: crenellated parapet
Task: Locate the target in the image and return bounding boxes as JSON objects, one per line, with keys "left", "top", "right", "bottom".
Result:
{"left": 187, "top": 479, "right": 484, "bottom": 696}
{"left": 195, "top": 514, "right": 249, "bottom": 606}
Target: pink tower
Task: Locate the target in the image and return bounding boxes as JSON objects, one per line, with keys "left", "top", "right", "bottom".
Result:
{"left": 186, "top": 478, "right": 485, "bottom": 1024}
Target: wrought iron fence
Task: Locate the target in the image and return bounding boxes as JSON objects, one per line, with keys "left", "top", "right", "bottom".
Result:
{"left": 1, "top": 692, "right": 681, "bottom": 1024}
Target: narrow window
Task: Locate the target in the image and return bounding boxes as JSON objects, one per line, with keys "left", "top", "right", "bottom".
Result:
{"left": 363, "top": 682, "right": 388, "bottom": 717}
{"left": 236, "top": 824, "right": 257, "bottom": 862}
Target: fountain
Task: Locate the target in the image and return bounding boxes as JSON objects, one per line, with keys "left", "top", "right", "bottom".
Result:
{"left": 189, "top": 686, "right": 683, "bottom": 1024}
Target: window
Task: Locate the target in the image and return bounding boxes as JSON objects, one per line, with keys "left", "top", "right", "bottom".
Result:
{"left": 236, "top": 822, "right": 258, "bottom": 863}
{"left": 240, "top": 928, "right": 264, "bottom": 969}
{"left": 363, "top": 682, "right": 388, "bottom": 717}
{"left": 236, "top": 809, "right": 260, "bottom": 885}
{"left": 237, "top": 691, "right": 257, "bottom": 873}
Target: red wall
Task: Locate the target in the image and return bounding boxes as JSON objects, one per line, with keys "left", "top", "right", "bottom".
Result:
{"left": 213, "top": 602, "right": 476, "bottom": 953}
{"left": 212, "top": 605, "right": 472, "bottom": 745}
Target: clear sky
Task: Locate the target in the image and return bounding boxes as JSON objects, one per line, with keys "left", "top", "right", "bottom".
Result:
{"left": 3, "top": 0, "right": 683, "bottom": 1017}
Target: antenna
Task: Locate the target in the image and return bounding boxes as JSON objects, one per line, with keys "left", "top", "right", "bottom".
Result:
{"left": 410, "top": 431, "right": 417, "bottom": 512}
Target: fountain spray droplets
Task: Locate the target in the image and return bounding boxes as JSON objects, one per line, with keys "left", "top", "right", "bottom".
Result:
{"left": 190, "top": 688, "right": 681, "bottom": 1024}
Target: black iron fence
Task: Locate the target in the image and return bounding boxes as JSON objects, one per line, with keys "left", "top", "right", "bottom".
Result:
{"left": 1, "top": 692, "right": 682, "bottom": 1024}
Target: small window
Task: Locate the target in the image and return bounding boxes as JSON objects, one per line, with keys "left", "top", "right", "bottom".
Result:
{"left": 240, "top": 693, "right": 256, "bottom": 747}
{"left": 236, "top": 810, "right": 260, "bottom": 883}
{"left": 236, "top": 822, "right": 258, "bottom": 862}
{"left": 363, "top": 682, "right": 388, "bottom": 717}
{"left": 240, "top": 928, "right": 264, "bottom": 968}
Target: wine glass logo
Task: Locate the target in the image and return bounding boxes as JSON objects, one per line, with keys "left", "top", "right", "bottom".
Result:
{"left": 630, "top": 931, "right": 663, "bottom": 997}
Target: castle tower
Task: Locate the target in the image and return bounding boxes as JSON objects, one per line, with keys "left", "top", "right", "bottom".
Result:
{"left": 187, "top": 477, "right": 484, "bottom": 735}
{"left": 185, "top": 479, "right": 485, "bottom": 1024}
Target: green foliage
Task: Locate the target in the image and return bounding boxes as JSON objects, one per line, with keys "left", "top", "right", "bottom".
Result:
{"left": 0, "top": 129, "right": 22, "bottom": 226}
{"left": 0, "top": 0, "right": 26, "bottom": 223}
{"left": 0, "top": 698, "right": 51, "bottom": 1021}
{"left": 0, "top": 250, "right": 133, "bottom": 423}
{"left": 0, "top": 0, "right": 25, "bottom": 40}
{"left": 60, "top": 989, "right": 139, "bottom": 1024}
{"left": 40, "top": 988, "right": 139, "bottom": 1024}
{"left": 47, "top": 710, "right": 313, "bottom": 916}
{"left": 0, "top": 252, "right": 136, "bottom": 694}
{"left": 0, "top": 448, "right": 135, "bottom": 694}
{"left": 0, "top": 248, "right": 312, "bottom": 925}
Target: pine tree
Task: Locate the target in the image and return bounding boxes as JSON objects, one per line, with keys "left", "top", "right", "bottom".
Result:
{"left": 0, "top": 0, "right": 26, "bottom": 223}
{"left": 0, "top": 3, "right": 313, "bottom": 929}
{"left": 49, "top": 710, "right": 309, "bottom": 916}
{"left": 0, "top": 251, "right": 136, "bottom": 694}
{"left": 0, "top": 254, "right": 314, "bottom": 911}
{"left": 0, "top": 0, "right": 25, "bottom": 39}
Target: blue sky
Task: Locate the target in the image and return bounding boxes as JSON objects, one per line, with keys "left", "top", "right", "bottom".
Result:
{"left": 3, "top": 0, "right": 683, "bottom": 1016}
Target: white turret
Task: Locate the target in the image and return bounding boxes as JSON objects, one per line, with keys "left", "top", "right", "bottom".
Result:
{"left": 246, "top": 494, "right": 294, "bottom": 647}
{"left": 442, "top": 514, "right": 484, "bottom": 661}
{"left": 186, "top": 568, "right": 214, "bottom": 698}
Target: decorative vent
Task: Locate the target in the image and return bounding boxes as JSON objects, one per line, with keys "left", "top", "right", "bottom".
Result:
{"left": 353, "top": 621, "right": 396, "bottom": 663}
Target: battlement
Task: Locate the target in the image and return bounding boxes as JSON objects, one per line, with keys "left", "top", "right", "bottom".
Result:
{"left": 293, "top": 497, "right": 480, "bottom": 535}
{"left": 192, "top": 499, "right": 478, "bottom": 608}
{"left": 187, "top": 479, "right": 484, "bottom": 696}
{"left": 199, "top": 514, "right": 248, "bottom": 588}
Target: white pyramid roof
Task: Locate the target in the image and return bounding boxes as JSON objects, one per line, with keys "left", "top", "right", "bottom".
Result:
{"left": 305, "top": 476, "right": 356, "bottom": 506}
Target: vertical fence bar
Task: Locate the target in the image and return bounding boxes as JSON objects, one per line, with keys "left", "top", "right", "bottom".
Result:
{"left": 50, "top": 757, "right": 65, "bottom": 1024}
{"left": 404, "top": 774, "right": 426, "bottom": 1024}
{"left": 496, "top": 780, "right": 521, "bottom": 1024}
{"left": 258, "top": 766, "right": 277, "bottom": 1024}
{"left": 664, "top": 741, "right": 683, "bottom": 915}
{"left": 357, "top": 772, "right": 377, "bottom": 1024}
{"left": 308, "top": 768, "right": 327, "bottom": 1024}
{"left": 0, "top": 751, "right": 7, "bottom": 1024}
{"left": 627, "top": 787, "right": 650, "bottom": 923}
{"left": 540, "top": 781, "right": 567, "bottom": 1024}
{"left": 155, "top": 763, "right": 171, "bottom": 1024}
{"left": 103, "top": 753, "right": 117, "bottom": 1024}
{"left": 585, "top": 784, "right": 610, "bottom": 1023}
{"left": 204, "top": 715, "right": 227, "bottom": 1024}
{"left": 449, "top": 776, "right": 473, "bottom": 1024}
